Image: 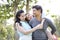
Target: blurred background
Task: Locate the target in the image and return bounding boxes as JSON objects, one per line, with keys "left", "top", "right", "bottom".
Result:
{"left": 0, "top": 0, "right": 60, "bottom": 40}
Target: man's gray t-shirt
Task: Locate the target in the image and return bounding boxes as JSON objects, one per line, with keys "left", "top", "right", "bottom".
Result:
{"left": 29, "top": 17, "right": 56, "bottom": 40}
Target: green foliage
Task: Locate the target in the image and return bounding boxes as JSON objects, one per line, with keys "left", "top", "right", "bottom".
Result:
{"left": 0, "top": 0, "right": 38, "bottom": 40}
{"left": 6, "top": 25, "right": 14, "bottom": 40}
{"left": 54, "top": 16, "right": 60, "bottom": 37}
{"left": 0, "top": 24, "right": 8, "bottom": 40}
{"left": 0, "top": 5, "right": 13, "bottom": 23}
{"left": 0, "top": 23, "right": 14, "bottom": 40}
{"left": 51, "top": 15, "right": 60, "bottom": 37}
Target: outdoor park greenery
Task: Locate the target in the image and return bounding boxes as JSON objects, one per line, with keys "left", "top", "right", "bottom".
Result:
{"left": 0, "top": 0, "right": 60, "bottom": 40}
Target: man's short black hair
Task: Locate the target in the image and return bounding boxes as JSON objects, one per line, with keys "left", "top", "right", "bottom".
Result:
{"left": 32, "top": 5, "right": 43, "bottom": 13}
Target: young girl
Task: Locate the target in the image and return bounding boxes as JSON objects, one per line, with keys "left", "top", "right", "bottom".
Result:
{"left": 15, "top": 10, "right": 45, "bottom": 40}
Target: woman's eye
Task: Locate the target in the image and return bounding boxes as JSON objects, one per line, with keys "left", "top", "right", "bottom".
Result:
{"left": 22, "top": 16, "right": 25, "bottom": 17}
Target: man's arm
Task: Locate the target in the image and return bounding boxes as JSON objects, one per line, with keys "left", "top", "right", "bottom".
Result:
{"left": 45, "top": 29, "right": 53, "bottom": 40}
{"left": 47, "top": 19, "right": 56, "bottom": 34}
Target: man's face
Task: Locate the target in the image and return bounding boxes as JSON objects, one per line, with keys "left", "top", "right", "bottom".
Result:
{"left": 32, "top": 8, "right": 42, "bottom": 16}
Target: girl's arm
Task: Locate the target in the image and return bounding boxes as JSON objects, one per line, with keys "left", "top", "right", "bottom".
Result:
{"left": 16, "top": 22, "right": 41, "bottom": 35}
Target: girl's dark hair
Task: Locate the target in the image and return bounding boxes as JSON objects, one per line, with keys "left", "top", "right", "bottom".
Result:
{"left": 25, "top": 14, "right": 30, "bottom": 22}
{"left": 15, "top": 10, "right": 24, "bottom": 26}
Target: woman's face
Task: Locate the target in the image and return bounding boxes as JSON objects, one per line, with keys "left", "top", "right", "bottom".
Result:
{"left": 18, "top": 13, "right": 26, "bottom": 21}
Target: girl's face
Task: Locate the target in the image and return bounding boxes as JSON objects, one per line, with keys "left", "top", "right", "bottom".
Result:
{"left": 26, "top": 14, "right": 33, "bottom": 21}
{"left": 18, "top": 13, "right": 26, "bottom": 21}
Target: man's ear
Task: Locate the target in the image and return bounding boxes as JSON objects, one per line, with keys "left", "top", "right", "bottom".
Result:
{"left": 38, "top": 9, "right": 41, "bottom": 13}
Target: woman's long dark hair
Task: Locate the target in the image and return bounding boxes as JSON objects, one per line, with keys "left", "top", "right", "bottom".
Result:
{"left": 15, "top": 10, "right": 24, "bottom": 26}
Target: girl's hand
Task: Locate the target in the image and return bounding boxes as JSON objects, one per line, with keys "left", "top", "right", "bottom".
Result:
{"left": 36, "top": 19, "right": 45, "bottom": 29}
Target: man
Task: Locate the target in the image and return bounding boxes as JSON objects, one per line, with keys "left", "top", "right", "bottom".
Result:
{"left": 29, "top": 5, "right": 56, "bottom": 40}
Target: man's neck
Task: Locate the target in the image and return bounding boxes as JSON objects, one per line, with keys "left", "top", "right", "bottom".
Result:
{"left": 35, "top": 15, "right": 42, "bottom": 21}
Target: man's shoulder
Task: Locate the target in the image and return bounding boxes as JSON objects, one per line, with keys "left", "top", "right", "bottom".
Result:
{"left": 44, "top": 18, "right": 53, "bottom": 24}
{"left": 44, "top": 18, "right": 51, "bottom": 21}
{"left": 29, "top": 17, "right": 35, "bottom": 24}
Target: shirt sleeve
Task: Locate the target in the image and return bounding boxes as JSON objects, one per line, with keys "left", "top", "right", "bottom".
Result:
{"left": 47, "top": 18, "right": 56, "bottom": 34}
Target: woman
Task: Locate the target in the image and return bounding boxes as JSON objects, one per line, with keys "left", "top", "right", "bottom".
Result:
{"left": 15, "top": 10, "right": 45, "bottom": 40}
